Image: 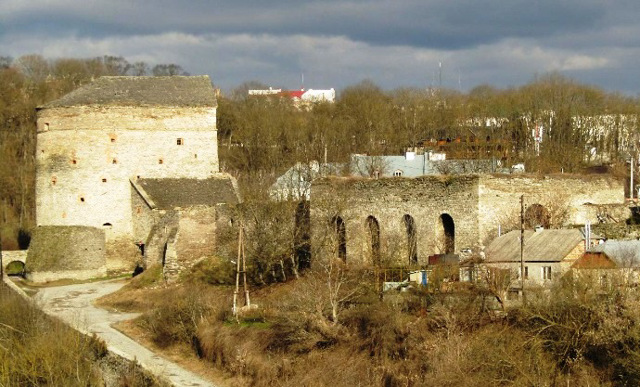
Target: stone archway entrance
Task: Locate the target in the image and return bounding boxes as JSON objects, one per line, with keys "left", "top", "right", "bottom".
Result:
{"left": 332, "top": 216, "right": 347, "bottom": 261}
{"left": 403, "top": 214, "right": 418, "bottom": 264}
{"left": 366, "top": 216, "right": 381, "bottom": 265}
{"left": 437, "top": 214, "right": 455, "bottom": 254}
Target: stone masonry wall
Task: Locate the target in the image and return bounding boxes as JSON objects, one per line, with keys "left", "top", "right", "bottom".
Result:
{"left": 312, "top": 174, "right": 625, "bottom": 267}
{"left": 35, "top": 105, "right": 218, "bottom": 272}
{"left": 26, "top": 225, "right": 106, "bottom": 282}
{"left": 478, "top": 175, "right": 625, "bottom": 245}
{"left": 311, "top": 176, "right": 480, "bottom": 266}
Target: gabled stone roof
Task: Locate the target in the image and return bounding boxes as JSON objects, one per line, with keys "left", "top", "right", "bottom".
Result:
{"left": 132, "top": 175, "right": 239, "bottom": 210}
{"left": 42, "top": 76, "right": 217, "bottom": 108}
{"left": 485, "top": 229, "right": 584, "bottom": 263}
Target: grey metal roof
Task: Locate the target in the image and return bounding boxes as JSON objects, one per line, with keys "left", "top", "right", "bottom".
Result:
{"left": 42, "top": 76, "right": 217, "bottom": 108}
{"left": 485, "top": 229, "right": 584, "bottom": 262}
{"left": 350, "top": 154, "right": 499, "bottom": 177}
{"left": 591, "top": 240, "right": 640, "bottom": 267}
{"left": 133, "top": 176, "right": 239, "bottom": 210}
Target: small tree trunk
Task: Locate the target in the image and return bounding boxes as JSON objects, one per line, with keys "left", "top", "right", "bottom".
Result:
{"left": 290, "top": 255, "right": 299, "bottom": 279}
{"left": 279, "top": 260, "right": 286, "bottom": 282}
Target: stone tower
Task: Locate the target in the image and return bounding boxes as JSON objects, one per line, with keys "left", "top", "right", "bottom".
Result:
{"left": 31, "top": 76, "right": 221, "bottom": 277}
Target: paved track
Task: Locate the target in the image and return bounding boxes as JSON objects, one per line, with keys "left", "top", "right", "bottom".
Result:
{"left": 35, "top": 280, "right": 218, "bottom": 387}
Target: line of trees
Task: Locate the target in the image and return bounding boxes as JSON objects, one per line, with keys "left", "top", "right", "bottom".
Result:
{"left": 2, "top": 53, "right": 640, "bottom": 250}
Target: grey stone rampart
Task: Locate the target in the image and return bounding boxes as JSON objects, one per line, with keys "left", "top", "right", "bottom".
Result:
{"left": 477, "top": 175, "right": 625, "bottom": 244}
{"left": 311, "top": 175, "right": 480, "bottom": 266}
{"left": 311, "top": 174, "right": 626, "bottom": 266}
{"left": 26, "top": 226, "right": 106, "bottom": 282}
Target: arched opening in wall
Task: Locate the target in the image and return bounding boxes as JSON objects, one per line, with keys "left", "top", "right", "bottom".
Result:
{"left": 525, "top": 204, "right": 550, "bottom": 229}
{"left": 366, "top": 216, "right": 381, "bottom": 265}
{"left": 438, "top": 214, "right": 455, "bottom": 254}
{"left": 295, "top": 201, "right": 311, "bottom": 270}
{"left": 403, "top": 214, "right": 418, "bottom": 264}
{"left": 162, "top": 242, "right": 168, "bottom": 267}
{"left": 102, "top": 223, "right": 113, "bottom": 229}
{"left": 332, "top": 216, "right": 347, "bottom": 262}
{"left": 5, "top": 261, "right": 25, "bottom": 277}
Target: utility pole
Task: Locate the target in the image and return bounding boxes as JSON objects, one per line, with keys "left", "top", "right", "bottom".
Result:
{"left": 233, "top": 223, "right": 250, "bottom": 317}
{"left": 520, "top": 195, "right": 526, "bottom": 305}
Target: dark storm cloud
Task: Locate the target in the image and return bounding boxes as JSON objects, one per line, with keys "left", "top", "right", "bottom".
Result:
{"left": 1, "top": 0, "right": 640, "bottom": 94}
{"left": 1, "top": 0, "right": 608, "bottom": 49}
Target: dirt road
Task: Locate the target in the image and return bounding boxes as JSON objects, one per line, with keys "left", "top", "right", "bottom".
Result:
{"left": 35, "top": 280, "right": 218, "bottom": 387}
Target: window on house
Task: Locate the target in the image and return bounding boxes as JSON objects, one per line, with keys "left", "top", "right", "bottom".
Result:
{"left": 110, "top": 137, "right": 116, "bottom": 143}
{"left": 177, "top": 138, "right": 184, "bottom": 145}
{"left": 112, "top": 158, "right": 117, "bottom": 164}
{"left": 524, "top": 266, "right": 529, "bottom": 279}
{"left": 51, "top": 176, "right": 57, "bottom": 186}
{"left": 43, "top": 123, "right": 49, "bottom": 131}
{"left": 71, "top": 159, "right": 77, "bottom": 165}
{"left": 542, "top": 266, "right": 552, "bottom": 280}
{"left": 159, "top": 159, "right": 164, "bottom": 164}
{"left": 102, "top": 178, "right": 107, "bottom": 183}
{"left": 80, "top": 196, "right": 85, "bottom": 203}
{"left": 194, "top": 153, "right": 198, "bottom": 159}
{"left": 393, "top": 170, "right": 404, "bottom": 177}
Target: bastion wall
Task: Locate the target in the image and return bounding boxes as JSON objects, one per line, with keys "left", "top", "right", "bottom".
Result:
{"left": 311, "top": 174, "right": 626, "bottom": 266}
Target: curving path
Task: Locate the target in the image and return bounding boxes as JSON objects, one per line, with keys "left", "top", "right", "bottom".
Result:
{"left": 35, "top": 279, "right": 218, "bottom": 387}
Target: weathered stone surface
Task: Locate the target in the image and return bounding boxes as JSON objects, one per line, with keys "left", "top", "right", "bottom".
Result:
{"left": 34, "top": 76, "right": 221, "bottom": 276}
{"left": 311, "top": 174, "right": 626, "bottom": 266}
{"left": 26, "top": 226, "right": 106, "bottom": 282}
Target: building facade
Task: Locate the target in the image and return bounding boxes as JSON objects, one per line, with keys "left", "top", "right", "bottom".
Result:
{"left": 29, "top": 76, "right": 234, "bottom": 279}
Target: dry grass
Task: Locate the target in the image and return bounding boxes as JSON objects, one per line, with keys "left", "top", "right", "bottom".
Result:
{"left": 98, "top": 266, "right": 640, "bottom": 387}
{"left": 0, "top": 283, "right": 165, "bottom": 386}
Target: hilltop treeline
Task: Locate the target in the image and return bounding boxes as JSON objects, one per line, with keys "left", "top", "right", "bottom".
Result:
{"left": 219, "top": 76, "right": 640, "bottom": 178}
{"left": 2, "top": 54, "right": 640, "bottom": 248}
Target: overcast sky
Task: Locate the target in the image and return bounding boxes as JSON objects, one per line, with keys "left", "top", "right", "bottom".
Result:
{"left": 2, "top": 0, "right": 640, "bottom": 95}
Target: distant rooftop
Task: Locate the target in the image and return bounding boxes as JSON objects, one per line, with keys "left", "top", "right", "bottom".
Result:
{"left": 41, "top": 76, "right": 217, "bottom": 108}
{"left": 485, "top": 229, "right": 584, "bottom": 263}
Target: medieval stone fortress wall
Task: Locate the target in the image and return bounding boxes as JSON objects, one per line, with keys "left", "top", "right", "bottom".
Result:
{"left": 27, "top": 76, "right": 234, "bottom": 280}
{"left": 311, "top": 174, "right": 626, "bottom": 267}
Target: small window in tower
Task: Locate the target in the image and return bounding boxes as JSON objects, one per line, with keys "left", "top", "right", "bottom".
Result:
{"left": 51, "top": 176, "right": 57, "bottom": 185}
{"left": 80, "top": 196, "right": 85, "bottom": 203}
{"left": 194, "top": 153, "right": 198, "bottom": 159}
{"left": 112, "top": 158, "right": 117, "bottom": 164}
{"left": 110, "top": 137, "right": 116, "bottom": 143}
{"left": 71, "top": 159, "right": 77, "bottom": 165}
{"left": 177, "top": 138, "right": 184, "bottom": 145}
{"left": 159, "top": 159, "right": 164, "bottom": 164}
{"left": 102, "top": 178, "right": 107, "bottom": 183}
{"left": 43, "top": 123, "right": 49, "bottom": 131}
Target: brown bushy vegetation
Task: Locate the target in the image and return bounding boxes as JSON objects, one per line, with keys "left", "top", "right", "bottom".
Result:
{"left": 107, "top": 264, "right": 640, "bottom": 387}
{"left": 0, "top": 283, "right": 164, "bottom": 386}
